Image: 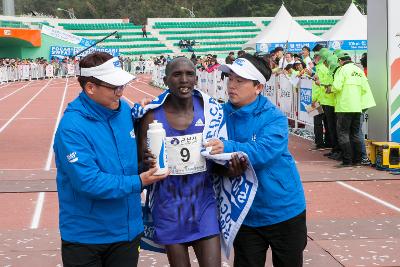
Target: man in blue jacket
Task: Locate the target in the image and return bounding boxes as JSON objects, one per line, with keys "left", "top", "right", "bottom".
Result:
{"left": 206, "top": 54, "right": 307, "bottom": 267}
{"left": 53, "top": 52, "right": 168, "bottom": 267}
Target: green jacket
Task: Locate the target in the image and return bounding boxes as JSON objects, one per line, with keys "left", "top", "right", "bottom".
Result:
{"left": 312, "top": 62, "right": 334, "bottom": 106}
{"left": 361, "top": 77, "right": 376, "bottom": 110}
{"left": 332, "top": 62, "right": 371, "bottom": 112}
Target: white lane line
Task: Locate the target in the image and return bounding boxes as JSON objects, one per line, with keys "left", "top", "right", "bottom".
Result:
{"left": 0, "top": 168, "right": 56, "bottom": 171}
{"left": 44, "top": 78, "right": 69, "bottom": 171}
{"left": 30, "top": 192, "right": 45, "bottom": 229}
{"left": 14, "top": 117, "right": 54, "bottom": 120}
{"left": 122, "top": 96, "right": 135, "bottom": 106}
{"left": 0, "top": 81, "right": 32, "bottom": 101}
{"left": 127, "top": 83, "right": 156, "bottom": 97}
{"left": 136, "top": 80, "right": 153, "bottom": 86}
{"left": 0, "top": 83, "right": 12, "bottom": 89}
{"left": 0, "top": 79, "right": 52, "bottom": 134}
{"left": 337, "top": 181, "right": 400, "bottom": 213}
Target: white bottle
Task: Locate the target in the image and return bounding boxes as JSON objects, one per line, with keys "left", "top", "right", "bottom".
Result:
{"left": 147, "top": 120, "right": 168, "bottom": 175}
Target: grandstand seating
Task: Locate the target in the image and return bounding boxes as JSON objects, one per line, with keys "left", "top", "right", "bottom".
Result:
{"left": 59, "top": 23, "right": 141, "bottom": 30}
{"left": 153, "top": 21, "right": 256, "bottom": 29}
{"left": 58, "top": 22, "right": 169, "bottom": 56}
{"left": 0, "top": 15, "right": 342, "bottom": 58}
{"left": 153, "top": 18, "right": 339, "bottom": 56}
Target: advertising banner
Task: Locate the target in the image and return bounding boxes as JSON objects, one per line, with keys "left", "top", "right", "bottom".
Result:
{"left": 42, "top": 25, "right": 95, "bottom": 47}
{"left": 49, "top": 46, "right": 119, "bottom": 59}
{"left": 388, "top": 0, "right": 400, "bottom": 141}
{"left": 328, "top": 40, "right": 367, "bottom": 50}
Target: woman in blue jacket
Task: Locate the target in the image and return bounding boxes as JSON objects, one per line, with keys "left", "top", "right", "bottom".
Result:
{"left": 206, "top": 53, "right": 307, "bottom": 267}
{"left": 53, "top": 52, "right": 168, "bottom": 267}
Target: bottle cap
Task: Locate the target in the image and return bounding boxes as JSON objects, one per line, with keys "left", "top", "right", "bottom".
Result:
{"left": 149, "top": 120, "right": 163, "bottom": 130}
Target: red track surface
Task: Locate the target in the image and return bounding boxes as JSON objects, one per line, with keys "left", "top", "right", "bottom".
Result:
{"left": 0, "top": 75, "right": 399, "bottom": 267}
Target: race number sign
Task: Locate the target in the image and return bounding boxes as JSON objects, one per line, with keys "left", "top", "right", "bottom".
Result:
{"left": 165, "top": 133, "right": 206, "bottom": 175}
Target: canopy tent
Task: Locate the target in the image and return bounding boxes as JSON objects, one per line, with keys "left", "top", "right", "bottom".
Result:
{"left": 321, "top": 3, "right": 367, "bottom": 50}
{"left": 242, "top": 4, "right": 322, "bottom": 53}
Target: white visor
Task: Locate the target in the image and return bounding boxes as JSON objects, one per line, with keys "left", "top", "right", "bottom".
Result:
{"left": 80, "top": 57, "right": 135, "bottom": 86}
{"left": 219, "top": 58, "right": 267, "bottom": 84}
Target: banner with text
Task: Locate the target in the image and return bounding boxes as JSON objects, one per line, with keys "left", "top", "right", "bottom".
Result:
{"left": 49, "top": 46, "right": 119, "bottom": 59}
{"left": 42, "top": 25, "right": 95, "bottom": 47}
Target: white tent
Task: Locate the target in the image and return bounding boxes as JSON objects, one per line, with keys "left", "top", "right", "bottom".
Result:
{"left": 242, "top": 4, "right": 322, "bottom": 52}
{"left": 321, "top": 3, "right": 367, "bottom": 50}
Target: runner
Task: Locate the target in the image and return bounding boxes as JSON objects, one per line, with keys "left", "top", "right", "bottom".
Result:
{"left": 136, "top": 57, "right": 221, "bottom": 267}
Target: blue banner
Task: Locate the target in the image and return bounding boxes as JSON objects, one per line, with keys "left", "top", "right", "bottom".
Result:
{"left": 50, "top": 46, "right": 119, "bottom": 59}
{"left": 255, "top": 43, "right": 269, "bottom": 53}
{"left": 73, "top": 47, "right": 119, "bottom": 57}
{"left": 260, "top": 42, "right": 318, "bottom": 53}
{"left": 79, "top": 38, "right": 97, "bottom": 47}
{"left": 328, "top": 40, "right": 367, "bottom": 50}
{"left": 299, "top": 86, "right": 312, "bottom": 112}
{"left": 49, "top": 46, "right": 75, "bottom": 58}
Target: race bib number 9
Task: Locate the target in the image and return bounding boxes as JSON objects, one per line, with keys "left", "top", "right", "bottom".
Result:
{"left": 166, "top": 133, "right": 206, "bottom": 175}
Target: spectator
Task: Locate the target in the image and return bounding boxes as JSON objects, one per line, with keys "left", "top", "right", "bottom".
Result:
{"left": 142, "top": 24, "right": 148, "bottom": 38}
{"left": 360, "top": 53, "right": 367, "bottom": 76}
{"left": 190, "top": 53, "right": 197, "bottom": 65}
{"left": 237, "top": 50, "right": 246, "bottom": 58}
{"left": 225, "top": 52, "right": 235, "bottom": 64}
{"left": 282, "top": 52, "right": 294, "bottom": 69}
{"left": 206, "top": 57, "right": 220, "bottom": 73}
{"left": 178, "top": 40, "right": 184, "bottom": 49}
{"left": 273, "top": 47, "right": 285, "bottom": 68}
{"left": 301, "top": 46, "right": 314, "bottom": 70}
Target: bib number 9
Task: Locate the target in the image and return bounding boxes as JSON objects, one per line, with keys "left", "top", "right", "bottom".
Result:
{"left": 180, "top": 148, "right": 191, "bottom": 162}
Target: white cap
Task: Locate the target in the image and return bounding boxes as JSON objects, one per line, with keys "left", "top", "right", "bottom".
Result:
{"left": 219, "top": 58, "right": 267, "bottom": 84}
{"left": 80, "top": 57, "right": 135, "bottom": 86}
{"left": 149, "top": 120, "right": 163, "bottom": 130}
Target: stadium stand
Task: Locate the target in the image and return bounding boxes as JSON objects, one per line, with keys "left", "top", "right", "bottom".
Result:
{"left": 148, "top": 17, "right": 340, "bottom": 56}
{"left": 0, "top": 15, "right": 342, "bottom": 58}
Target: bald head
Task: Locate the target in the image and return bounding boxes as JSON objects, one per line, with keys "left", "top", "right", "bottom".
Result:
{"left": 165, "top": 57, "right": 195, "bottom": 77}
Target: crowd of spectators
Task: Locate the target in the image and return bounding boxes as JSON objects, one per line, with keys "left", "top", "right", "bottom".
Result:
{"left": 178, "top": 39, "right": 196, "bottom": 52}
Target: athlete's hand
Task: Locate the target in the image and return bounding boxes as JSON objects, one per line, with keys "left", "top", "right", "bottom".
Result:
{"left": 204, "top": 139, "right": 224, "bottom": 155}
{"left": 226, "top": 153, "right": 248, "bottom": 177}
{"left": 143, "top": 148, "right": 156, "bottom": 169}
{"left": 139, "top": 97, "right": 154, "bottom": 107}
{"left": 140, "top": 167, "right": 169, "bottom": 186}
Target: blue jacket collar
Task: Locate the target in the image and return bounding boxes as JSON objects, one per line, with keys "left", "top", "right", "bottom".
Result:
{"left": 66, "top": 91, "right": 120, "bottom": 121}
{"left": 225, "top": 95, "right": 271, "bottom": 117}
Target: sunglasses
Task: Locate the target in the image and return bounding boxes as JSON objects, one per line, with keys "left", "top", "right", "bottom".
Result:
{"left": 97, "top": 83, "right": 126, "bottom": 94}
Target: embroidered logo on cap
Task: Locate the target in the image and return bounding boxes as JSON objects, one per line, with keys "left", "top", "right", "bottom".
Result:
{"left": 234, "top": 58, "right": 245, "bottom": 66}
{"left": 113, "top": 60, "right": 121, "bottom": 68}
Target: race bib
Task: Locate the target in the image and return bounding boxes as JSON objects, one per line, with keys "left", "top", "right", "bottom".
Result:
{"left": 166, "top": 133, "right": 206, "bottom": 175}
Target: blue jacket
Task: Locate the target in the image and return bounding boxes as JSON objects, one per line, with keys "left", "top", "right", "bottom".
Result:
{"left": 53, "top": 92, "right": 143, "bottom": 244}
{"left": 223, "top": 95, "right": 306, "bottom": 227}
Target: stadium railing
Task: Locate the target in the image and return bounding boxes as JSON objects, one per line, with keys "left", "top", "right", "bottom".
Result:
{"left": 0, "top": 60, "right": 156, "bottom": 83}
{"left": 151, "top": 65, "right": 315, "bottom": 128}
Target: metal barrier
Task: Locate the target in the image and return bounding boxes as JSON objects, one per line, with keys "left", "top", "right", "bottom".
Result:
{"left": 0, "top": 63, "right": 79, "bottom": 83}
{"left": 0, "top": 60, "right": 155, "bottom": 84}
{"left": 151, "top": 66, "right": 316, "bottom": 128}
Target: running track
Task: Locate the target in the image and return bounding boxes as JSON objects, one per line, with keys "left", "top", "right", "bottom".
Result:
{"left": 0, "top": 75, "right": 399, "bottom": 266}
